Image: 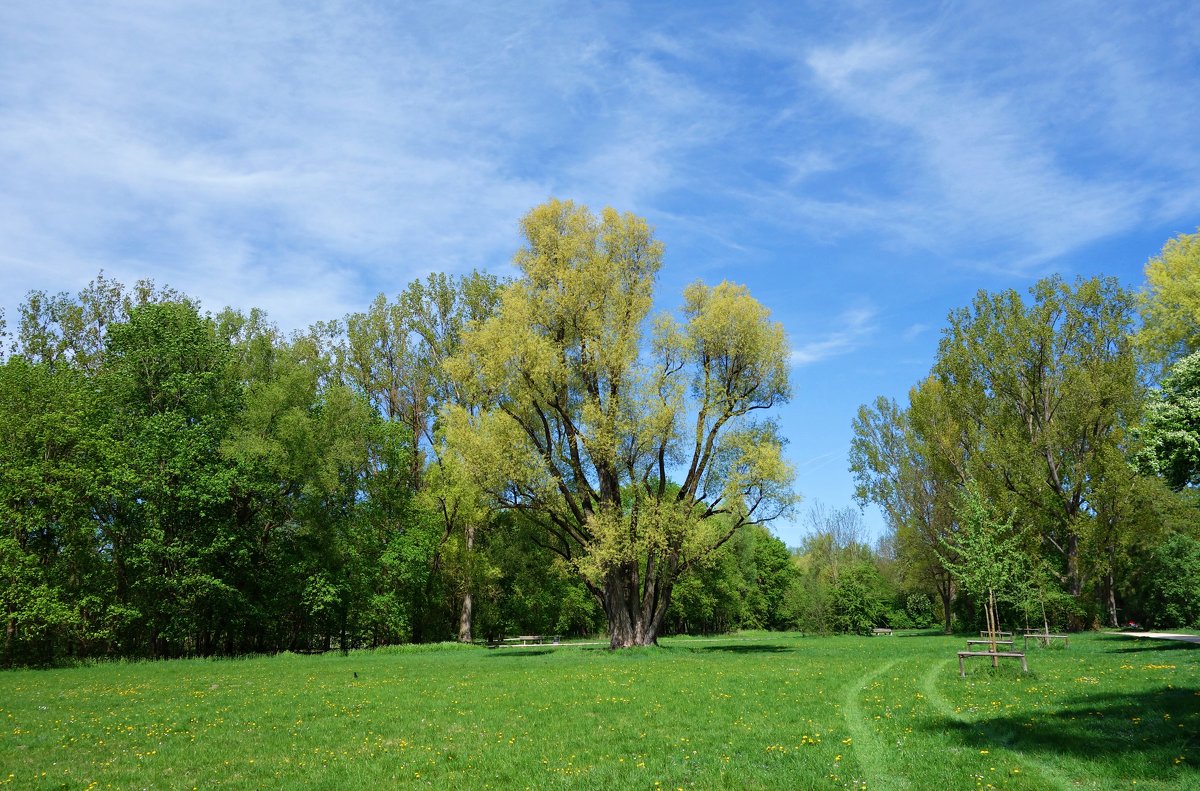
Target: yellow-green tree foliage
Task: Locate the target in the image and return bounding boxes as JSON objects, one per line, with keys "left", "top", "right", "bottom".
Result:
{"left": 444, "top": 199, "right": 796, "bottom": 647}
{"left": 1139, "top": 228, "right": 1200, "bottom": 366}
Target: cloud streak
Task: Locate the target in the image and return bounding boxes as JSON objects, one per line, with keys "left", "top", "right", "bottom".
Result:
{"left": 0, "top": 1, "right": 728, "bottom": 329}
{"left": 790, "top": 306, "right": 877, "bottom": 367}
{"left": 2, "top": 1, "right": 1197, "bottom": 330}
{"left": 757, "top": 3, "right": 1200, "bottom": 273}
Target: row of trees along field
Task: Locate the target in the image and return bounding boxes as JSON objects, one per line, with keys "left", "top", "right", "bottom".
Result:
{"left": 2, "top": 201, "right": 1199, "bottom": 664}
{"left": 0, "top": 199, "right": 803, "bottom": 665}
{"left": 851, "top": 230, "right": 1200, "bottom": 634}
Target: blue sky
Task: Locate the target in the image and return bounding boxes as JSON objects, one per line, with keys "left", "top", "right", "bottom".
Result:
{"left": 2, "top": 1, "right": 1198, "bottom": 547}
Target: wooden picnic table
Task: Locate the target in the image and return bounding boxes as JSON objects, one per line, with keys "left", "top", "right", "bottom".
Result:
{"left": 1023, "top": 632, "right": 1069, "bottom": 649}
{"left": 490, "top": 635, "right": 561, "bottom": 647}
{"left": 958, "top": 650, "right": 1027, "bottom": 676}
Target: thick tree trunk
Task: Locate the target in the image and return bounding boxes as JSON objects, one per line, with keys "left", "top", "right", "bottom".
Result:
{"left": 602, "top": 563, "right": 669, "bottom": 648}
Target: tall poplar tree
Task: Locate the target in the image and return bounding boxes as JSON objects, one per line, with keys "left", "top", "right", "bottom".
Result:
{"left": 933, "top": 276, "right": 1141, "bottom": 619}
{"left": 850, "top": 380, "right": 962, "bottom": 632}
{"left": 400, "top": 272, "right": 501, "bottom": 643}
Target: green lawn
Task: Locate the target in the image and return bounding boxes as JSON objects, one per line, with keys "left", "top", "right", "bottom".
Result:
{"left": 1, "top": 632, "right": 1196, "bottom": 790}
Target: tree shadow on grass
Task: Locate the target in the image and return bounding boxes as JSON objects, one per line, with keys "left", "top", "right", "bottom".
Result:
{"left": 692, "top": 644, "right": 794, "bottom": 654}
{"left": 1095, "top": 636, "right": 1200, "bottom": 654}
{"left": 925, "top": 686, "right": 1199, "bottom": 780}
{"left": 484, "top": 649, "right": 555, "bottom": 658}
{"left": 1107, "top": 642, "right": 1200, "bottom": 654}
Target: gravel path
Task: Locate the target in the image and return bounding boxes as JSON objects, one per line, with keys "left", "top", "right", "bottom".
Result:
{"left": 1108, "top": 631, "right": 1200, "bottom": 643}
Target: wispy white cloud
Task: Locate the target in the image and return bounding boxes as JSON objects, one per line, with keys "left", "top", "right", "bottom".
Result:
{"left": 799, "top": 36, "right": 1141, "bottom": 270}
{"left": 1, "top": 0, "right": 1198, "bottom": 339}
{"left": 790, "top": 305, "right": 877, "bottom": 366}
{"left": 750, "top": 3, "right": 1200, "bottom": 273}
{"left": 0, "top": 1, "right": 728, "bottom": 329}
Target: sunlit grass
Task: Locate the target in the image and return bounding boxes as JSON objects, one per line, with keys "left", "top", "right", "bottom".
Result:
{"left": 1, "top": 632, "right": 1196, "bottom": 789}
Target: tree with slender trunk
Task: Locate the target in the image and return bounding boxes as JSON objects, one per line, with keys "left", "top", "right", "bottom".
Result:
{"left": 939, "top": 484, "right": 1029, "bottom": 656}
{"left": 401, "top": 273, "right": 501, "bottom": 643}
{"left": 850, "top": 379, "right": 963, "bottom": 633}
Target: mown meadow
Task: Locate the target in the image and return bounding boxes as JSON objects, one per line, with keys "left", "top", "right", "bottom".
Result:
{"left": 1, "top": 631, "right": 1196, "bottom": 790}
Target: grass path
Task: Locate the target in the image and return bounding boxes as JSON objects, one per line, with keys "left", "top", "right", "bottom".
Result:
{"left": 841, "top": 658, "right": 905, "bottom": 791}
{"left": 917, "top": 657, "right": 1076, "bottom": 791}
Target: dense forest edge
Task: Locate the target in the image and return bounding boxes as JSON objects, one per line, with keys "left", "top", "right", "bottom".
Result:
{"left": 2, "top": 201, "right": 1199, "bottom": 666}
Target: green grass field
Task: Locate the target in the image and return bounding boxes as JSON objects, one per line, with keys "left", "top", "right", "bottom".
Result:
{"left": 1, "top": 631, "right": 1196, "bottom": 790}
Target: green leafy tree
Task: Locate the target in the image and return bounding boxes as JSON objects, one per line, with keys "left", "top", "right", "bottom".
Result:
{"left": 221, "top": 315, "right": 418, "bottom": 650}
{"left": 334, "top": 273, "right": 502, "bottom": 643}
{"left": 850, "top": 380, "right": 962, "bottom": 632}
{"left": 665, "top": 524, "right": 800, "bottom": 634}
{"left": 1135, "top": 350, "right": 1200, "bottom": 489}
{"left": 733, "top": 525, "right": 801, "bottom": 630}
{"left": 938, "top": 485, "right": 1030, "bottom": 646}
{"left": 95, "top": 301, "right": 243, "bottom": 656}
{"left": 1137, "top": 229, "right": 1200, "bottom": 367}
{"left": 829, "top": 561, "right": 890, "bottom": 634}
{"left": 472, "top": 513, "right": 602, "bottom": 639}
{"left": 0, "top": 358, "right": 93, "bottom": 664}
{"left": 933, "top": 276, "right": 1141, "bottom": 614}
{"left": 401, "top": 272, "right": 502, "bottom": 643}
{"left": 1140, "top": 532, "right": 1200, "bottom": 628}
{"left": 445, "top": 199, "right": 796, "bottom": 647}
{"left": 15, "top": 272, "right": 183, "bottom": 371}
{"left": 790, "top": 504, "right": 889, "bottom": 634}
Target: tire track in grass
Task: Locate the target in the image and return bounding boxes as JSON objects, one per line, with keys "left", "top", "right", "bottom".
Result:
{"left": 841, "top": 658, "right": 907, "bottom": 791}
{"left": 918, "top": 658, "right": 1074, "bottom": 790}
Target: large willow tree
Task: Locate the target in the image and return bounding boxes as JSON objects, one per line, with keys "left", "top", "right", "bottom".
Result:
{"left": 445, "top": 199, "right": 796, "bottom": 647}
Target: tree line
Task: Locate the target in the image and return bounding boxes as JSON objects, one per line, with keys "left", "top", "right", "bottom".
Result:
{"left": 851, "top": 229, "right": 1200, "bottom": 634}
{"left": 1, "top": 200, "right": 810, "bottom": 664}
{"left": 3, "top": 202, "right": 1198, "bottom": 664}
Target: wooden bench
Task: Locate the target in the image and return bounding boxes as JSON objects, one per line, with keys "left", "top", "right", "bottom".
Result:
{"left": 505, "top": 635, "right": 543, "bottom": 645}
{"left": 493, "top": 635, "right": 561, "bottom": 647}
{"left": 966, "top": 639, "right": 1014, "bottom": 648}
{"left": 958, "top": 651, "right": 1027, "bottom": 676}
{"left": 980, "top": 630, "right": 1013, "bottom": 638}
{"left": 872, "top": 627, "right": 893, "bottom": 636}
{"left": 1023, "top": 632, "right": 1069, "bottom": 649}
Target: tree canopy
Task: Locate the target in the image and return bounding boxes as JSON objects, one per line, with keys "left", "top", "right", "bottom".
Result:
{"left": 1135, "top": 350, "right": 1200, "bottom": 490}
{"left": 5, "top": 208, "right": 1200, "bottom": 663}
{"left": 443, "top": 199, "right": 797, "bottom": 647}
{"left": 1138, "top": 228, "right": 1200, "bottom": 367}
